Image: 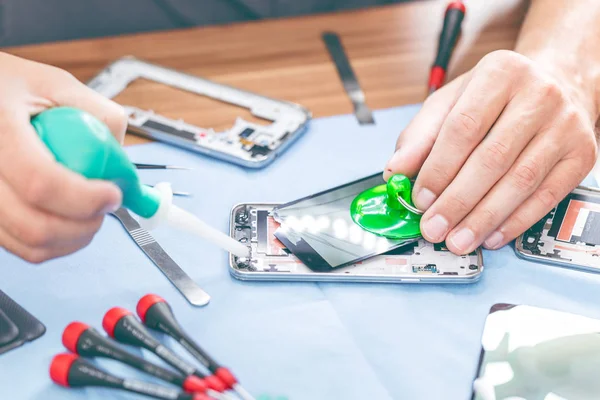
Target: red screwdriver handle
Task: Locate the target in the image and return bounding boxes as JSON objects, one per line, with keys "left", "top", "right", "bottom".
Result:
{"left": 50, "top": 353, "right": 78, "bottom": 387}
{"left": 215, "top": 367, "right": 238, "bottom": 388}
{"left": 137, "top": 294, "right": 165, "bottom": 322}
{"left": 102, "top": 307, "right": 133, "bottom": 338}
{"left": 138, "top": 295, "right": 226, "bottom": 374}
{"left": 429, "top": 0, "right": 466, "bottom": 92}
{"left": 62, "top": 322, "right": 89, "bottom": 353}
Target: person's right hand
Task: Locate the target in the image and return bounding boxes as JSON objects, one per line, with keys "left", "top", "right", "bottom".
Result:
{"left": 384, "top": 50, "right": 599, "bottom": 255}
{"left": 0, "top": 52, "right": 127, "bottom": 263}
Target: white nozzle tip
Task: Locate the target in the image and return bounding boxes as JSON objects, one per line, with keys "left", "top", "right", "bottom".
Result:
{"left": 165, "top": 203, "right": 250, "bottom": 257}
{"left": 139, "top": 182, "right": 173, "bottom": 231}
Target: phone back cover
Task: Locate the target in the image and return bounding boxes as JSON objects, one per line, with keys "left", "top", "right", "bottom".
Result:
{"left": 0, "top": 289, "right": 45, "bottom": 355}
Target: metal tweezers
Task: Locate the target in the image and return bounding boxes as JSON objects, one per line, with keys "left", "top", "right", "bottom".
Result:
{"left": 111, "top": 208, "right": 210, "bottom": 307}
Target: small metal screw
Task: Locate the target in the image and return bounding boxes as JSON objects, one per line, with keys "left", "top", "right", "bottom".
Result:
{"left": 236, "top": 258, "right": 250, "bottom": 269}
{"left": 236, "top": 212, "right": 249, "bottom": 224}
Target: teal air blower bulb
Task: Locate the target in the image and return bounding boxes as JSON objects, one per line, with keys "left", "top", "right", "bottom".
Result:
{"left": 31, "top": 107, "right": 161, "bottom": 219}
{"left": 30, "top": 107, "right": 249, "bottom": 258}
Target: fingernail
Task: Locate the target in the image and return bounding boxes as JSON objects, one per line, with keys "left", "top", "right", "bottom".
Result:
{"left": 422, "top": 214, "right": 449, "bottom": 241}
{"left": 384, "top": 149, "right": 406, "bottom": 180}
{"left": 383, "top": 168, "right": 393, "bottom": 181}
{"left": 386, "top": 148, "right": 404, "bottom": 167}
{"left": 484, "top": 231, "right": 504, "bottom": 249}
{"left": 101, "top": 202, "right": 121, "bottom": 214}
{"left": 414, "top": 187, "right": 437, "bottom": 210}
{"left": 449, "top": 228, "right": 475, "bottom": 252}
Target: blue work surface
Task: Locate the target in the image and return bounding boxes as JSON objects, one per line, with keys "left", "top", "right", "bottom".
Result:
{"left": 1, "top": 105, "right": 599, "bottom": 400}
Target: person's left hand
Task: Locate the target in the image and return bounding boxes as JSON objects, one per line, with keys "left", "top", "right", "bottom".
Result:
{"left": 384, "top": 50, "right": 599, "bottom": 255}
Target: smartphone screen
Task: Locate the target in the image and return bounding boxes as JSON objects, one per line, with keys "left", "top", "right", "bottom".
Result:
{"left": 272, "top": 173, "right": 418, "bottom": 271}
{"left": 472, "top": 304, "right": 600, "bottom": 400}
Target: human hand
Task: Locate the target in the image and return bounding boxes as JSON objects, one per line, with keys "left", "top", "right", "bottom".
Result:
{"left": 385, "top": 50, "right": 599, "bottom": 255}
{"left": 0, "top": 52, "right": 127, "bottom": 263}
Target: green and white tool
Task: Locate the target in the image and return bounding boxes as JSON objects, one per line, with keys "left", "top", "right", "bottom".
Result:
{"left": 350, "top": 173, "right": 422, "bottom": 239}
{"left": 31, "top": 107, "right": 248, "bottom": 257}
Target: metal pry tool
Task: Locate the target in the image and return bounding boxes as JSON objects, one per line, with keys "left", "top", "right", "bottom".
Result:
{"left": 111, "top": 208, "right": 210, "bottom": 307}
{"left": 322, "top": 31, "right": 374, "bottom": 125}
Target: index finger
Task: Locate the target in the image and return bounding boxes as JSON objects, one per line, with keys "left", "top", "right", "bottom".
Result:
{"left": 34, "top": 66, "right": 127, "bottom": 144}
{"left": 0, "top": 112, "right": 122, "bottom": 219}
{"left": 384, "top": 74, "right": 467, "bottom": 181}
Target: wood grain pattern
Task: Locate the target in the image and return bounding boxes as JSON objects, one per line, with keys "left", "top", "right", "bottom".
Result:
{"left": 3, "top": 0, "right": 528, "bottom": 146}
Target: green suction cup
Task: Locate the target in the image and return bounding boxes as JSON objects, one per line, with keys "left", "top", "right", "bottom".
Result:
{"left": 350, "top": 174, "right": 422, "bottom": 239}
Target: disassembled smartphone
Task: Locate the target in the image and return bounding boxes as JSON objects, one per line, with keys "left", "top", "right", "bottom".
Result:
{"left": 229, "top": 203, "right": 483, "bottom": 283}
{"left": 87, "top": 57, "right": 311, "bottom": 168}
{"left": 515, "top": 185, "right": 600, "bottom": 273}
{"left": 272, "top": 173, "right": 420, "bottom": 271}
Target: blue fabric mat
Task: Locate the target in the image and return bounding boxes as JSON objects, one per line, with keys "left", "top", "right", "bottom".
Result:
{"left": 0, "top": 105, "right": 598, "bottom": 400}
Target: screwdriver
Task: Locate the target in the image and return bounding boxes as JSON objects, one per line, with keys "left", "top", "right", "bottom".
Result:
{"left": 50, "top": 353, "right": 212, "bottom": 400}
{"left": 102, "top": 307, "right": 233, "bottom": 400}
{"left": 62, "top": 322, "right": 208, "bottom": 395}
{"left": 137, "top": 294, "right": 255, "bottom": 400}
{"left": 428, "top": 0, "right": 466, "bottom": 93}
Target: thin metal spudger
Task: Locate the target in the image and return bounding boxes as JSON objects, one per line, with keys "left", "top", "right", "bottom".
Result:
{"left": 134, "top": 163, "right": 191, "bottom": 170}
{"left": 110, "top": 208, "right": 210, "bottom": 307}
{"left": 171, "top": 190, "right": 192, "bottom": 197}
{"left": 322, "top": 31, "right": 375, "bottom": 125}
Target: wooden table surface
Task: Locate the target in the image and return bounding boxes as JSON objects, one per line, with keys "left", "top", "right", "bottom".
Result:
{"left": 4, "top": 0, "right": 528, "bottom": 146}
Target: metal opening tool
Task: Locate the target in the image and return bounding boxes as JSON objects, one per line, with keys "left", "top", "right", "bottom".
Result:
{"left": 322, "top": 31, "right": 374, "bottom": 125}
{"left": 110, "top": 208, "right": 210, "bottom": 307}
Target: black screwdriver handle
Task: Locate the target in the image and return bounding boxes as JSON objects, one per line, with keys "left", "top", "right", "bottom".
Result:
{"left": 138, "top": 295, "right": 240, "bottom": 389}
{"left": 144, "top": 300, "right": 220, "bottom": 371}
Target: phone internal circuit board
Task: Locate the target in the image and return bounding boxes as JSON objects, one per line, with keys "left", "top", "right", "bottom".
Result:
{"left": 517, "top": 186, "right": 600, "bottom": 271}
{"left": 88, "top": 57, "right": 311, "bottom": 168}
{"left": 229, "top": 203, "right": 483, "bottom": 282}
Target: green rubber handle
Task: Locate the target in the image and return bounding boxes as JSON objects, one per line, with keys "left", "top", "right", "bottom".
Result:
{"left": 31, "top": 107, "right": 161, "bottom": 218}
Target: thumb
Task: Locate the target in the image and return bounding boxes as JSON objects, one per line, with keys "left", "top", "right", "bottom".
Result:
{"left": 384, "top": 74, "right": 467, "bottom": 180}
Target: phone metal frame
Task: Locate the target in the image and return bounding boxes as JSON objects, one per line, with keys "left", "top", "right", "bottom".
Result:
{"left": 229, "top": 203, "right": 484, "bottom": 284}
{"left": 87, "top": 57, "right": 311, "bottom": 168}
{"left": 515, "top": 185, "right": 600, "bottom": 273}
